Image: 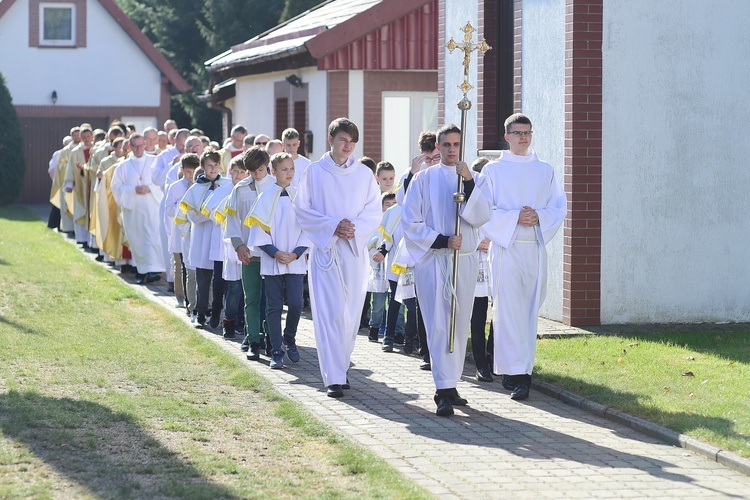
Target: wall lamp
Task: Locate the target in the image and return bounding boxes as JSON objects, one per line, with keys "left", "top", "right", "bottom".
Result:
{"left": 51, "top": 90, "right": 58, "bottom": 104}
{"left": 285, "top": 74, "right": 303, "bottom": 87}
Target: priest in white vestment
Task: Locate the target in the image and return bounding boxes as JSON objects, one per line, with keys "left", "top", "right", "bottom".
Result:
{"left": 293, "top": 118, "right": 382, "bottom": 398}
{"left": 111, "top": 134, "right": 166, "bottom": 284}
{"left": 402, "top": 124, "right": 492, "bottom": 416}
{"left": 481, "top": 113, "right": 567, "bottom": 401}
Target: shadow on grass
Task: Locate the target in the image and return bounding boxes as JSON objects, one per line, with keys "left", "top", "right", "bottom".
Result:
{"left": 0, "top": 205, "right": 41, "bottom": 223}
{"left": 533, "top": 369, "right": 744, "bottom": 440}
{"left": 593, "top": 325, "right": 750, "bottom": 364}
{"left": 0, "top": 314, "right": 39, "bottom": 335}
{"left": 0, "top": 390, "right": 236, "bottom": 498}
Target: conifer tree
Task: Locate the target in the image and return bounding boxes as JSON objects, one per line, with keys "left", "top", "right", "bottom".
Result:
{"left": 0, "top": 72, "right": 25, "bottom": 206}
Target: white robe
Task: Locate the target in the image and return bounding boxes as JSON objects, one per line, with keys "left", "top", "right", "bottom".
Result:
{"left": 165, "top": 178, "right": 189, "bottom": 254}
{"left": 111, "top": 154, "right": 166, "bottom": 273}
{"left": 181, "top": 177, "right": 232, "bottom": 270}
{"left": 481, "top": 151, "right": 567, "bottom": 376}
{"left": 402, "top": 165, "right": 491, "bottom": 390}
{"left": 246, "top": 184, "right": 309, "bottom": 276}
{"left": 291, "top": 155, "right": 311, "bottom": 188}
{"left": 293, "top": 152, "right": 382, "bottom": 387}
{"left": 224, "top": 174, "right": 276, "bottom": 257}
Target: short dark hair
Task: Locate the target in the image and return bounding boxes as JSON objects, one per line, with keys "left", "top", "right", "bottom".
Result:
{"left": 230, "top": 125, "right": 247, "bottom": 135}
{"left": 359, "top": 156, "right": 376, "bottom": 174}
{"left": 200, "top": 150, "right": 221, "bottom": 166}
{"left": 94, "top": 131, "right": 106, "bottom": 141}
{"left": 181, "top": 153, "right": 200, "bottom": 169}
{"left": 436, "top": 124, "right": 461, "bottom": 144}
{"left": 112, "top": 137, "right": 125, "bottom": 149}
{"left": 418, "top": 131, "right": 437, "bottom": 153}
{"left": 328, "top": 117, "right": 359, "bottom": 143}
{"left": 504, "top": 113, "right": 532, "bottom": 134}
{"left": 128, "top": 133, "right": 143, "bottom": 145}
{"left": 80, "top": 127, "right": 93, "bottom": 135}
{"left": 190, "top": 128, "right": 204, "bottom": 136}
{"left": 126, "top": 123, "right": 136, "bottom": 132}
{"left": 381, "top": 192, "right": 396, "bottom": 206}
{"left": 229, "top": 155, "right": 245, "bottom": 171}
{"left": 242, "top": 146, "right": 270, "bottom": 172}
{"left": 471, "top": 157, "right": 490, "bottom": 173}
{"left": 244, "top": 134, "right": 256, "bottom": 146}
{"left": 376, "top": 161, "right": 395, "bottom": 175}
{"left": 281, "top": 128, "right": 299, "bottom": 141}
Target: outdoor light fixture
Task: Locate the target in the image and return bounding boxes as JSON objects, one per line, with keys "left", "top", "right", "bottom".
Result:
{"left": 51, "top": 90, "right": 58, "bottom": 104}
{"left": 285, "top": 74, "right": 302, "bottom": 87}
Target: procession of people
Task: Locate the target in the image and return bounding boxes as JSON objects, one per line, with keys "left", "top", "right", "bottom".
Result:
{"left": 46, "top": 113, "right": 566, "bottom": 417}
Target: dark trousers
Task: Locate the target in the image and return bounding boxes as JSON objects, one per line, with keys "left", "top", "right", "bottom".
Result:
{"left": 196, "top": 267, "right": 213, "bottom": 317}
{"left": 385, "top": 279, "right": 416, "bottom": 342}
{"left": 360, "top": 291, "right": 371, "bottom": 328}
{"left": 47, "top": 205, "right": 60, "bottom": 230}
{"left": 264, "top": 274, "right": 304, "bottom": 353}
{"left": 416, "top": 298, "right": 429, "bottom": 361}
{"left": 211, "top": 260, "right": 226, "bottom": 319}
{"left": 471, "top": 296, "right": 495, "bottom": 371}
{"left": 225, "top": 279, "right": 244, "bottom": 323}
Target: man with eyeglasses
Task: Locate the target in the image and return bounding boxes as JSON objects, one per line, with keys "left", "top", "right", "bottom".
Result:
{"left": 254, "top": 134, "right": 271, "bottom": 150}
{"left": 481, "top": 113, "right": 567, "bottom": 401}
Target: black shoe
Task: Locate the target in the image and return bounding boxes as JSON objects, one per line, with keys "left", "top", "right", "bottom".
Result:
{"left": 197, "top": 314, "right": 206, "bottom": 328}
{"left": 382, "top": 342, "right": 393, "bottom": 352}
{"left": 95, "top": 254, "right": 104, "bottom": 262}
{"left": 135, "top": 273, "right": 146, "bottom": 285}
{"left": 342, "top": 378, "right": 350, "bottom": 390}
{"left": 476, "top": 368, "right": 493, "bottom": 383}
{"left": 434, "top": 393, "right": 454, "bottom": 417}
{"left": 167, "top": 282, "right": 175, "bottom": 293}
{"left": 222, "top": 319, "right": 236, "bottom": 339}
{"left": 403, "top": 338, "right": 414, "bottom": 355}
{"left": 419, "top": 360, "right": 431, "bottom": 371}
{"left": 510, "top": 383, "right": 530, "bottom": 401}
{"left": 449, "top": 388, "right": 468, "bottom": 406}
{"left": 393, "top": 334, "right": 405, "bottom": 345}
{"left": 501, "top": 375, "right": 517, "bottom": 391}
{"left": 327, "top": 385, "right": 344, "bottom": 398}
{"left": 209, "top": 314, "right": 221, "bottom": 329}
{"left": 368, "top": 327, "right": 379, "bottom": 342}
{"left": 247, "top": 342, "right": 260, "bottom": 361}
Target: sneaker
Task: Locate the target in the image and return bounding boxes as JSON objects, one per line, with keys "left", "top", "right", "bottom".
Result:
{"left": 403, "top": 338, "right": 414, "bottom": 355}
{"left": 286, "top": 343, "right": 300, "bottom": 363}
{"left": 190, "top": 313, "right": 198, "bottom": 324}
{"left": 393, "top": 334, "right": 405, "bottom": 345}
{"left": 176, "top": 298, "right": 184, "bottom": 308}
{"left": 270, "top": 352, "right": 284, "bottom": 369}
{"left": 196, "top": 314, "right": 206, "bottom": 328}
{"left": 209, "top": 313, "right": 221, "bottom": 329}
{"left": 382, "top": 342, "right": 393, "bottom": 352}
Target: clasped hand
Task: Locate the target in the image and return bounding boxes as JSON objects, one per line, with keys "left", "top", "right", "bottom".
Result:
{"left": 274, "top": 251, "right": 297, "bottom": 265}
{"left": 135, "top": 185, "right": 151, "bottom": 195}
{"left": 335, "top": 219, "right": 355, "bottom": 240}
{"left": 518, "top": 206, "right": 538, "bottom": 227}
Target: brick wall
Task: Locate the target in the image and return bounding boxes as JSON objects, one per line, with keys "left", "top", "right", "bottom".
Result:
{"left": 513, "top": 0, "right": 523, "bottom": 112}
{"left": 563, "top": 0, "right": 603, "bottom": 326}
{"left": 327, "top": 71, "right": 349, "bottom": 126}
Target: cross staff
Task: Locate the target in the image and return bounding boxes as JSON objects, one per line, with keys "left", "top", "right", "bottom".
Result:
{"left": 445, "top": 22, "right": 491, "bottom": 353}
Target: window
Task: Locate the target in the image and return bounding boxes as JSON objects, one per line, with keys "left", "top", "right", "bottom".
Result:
{"left": 39, "top": 3, "right": 76, "bottom": 46}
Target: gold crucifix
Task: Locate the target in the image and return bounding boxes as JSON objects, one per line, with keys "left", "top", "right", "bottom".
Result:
{"left": 446, "top": 22, "right": 492, "bottom": 99}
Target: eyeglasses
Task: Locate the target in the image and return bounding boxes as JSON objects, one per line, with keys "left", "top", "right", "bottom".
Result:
{"left": 508, "top": 131, "right": 533, "bottom": 137}
{"left": 256, "top": 141, "right": 268, "bottom": 146}
{"left": 425, "top": 154, "right": 441, "bottom": 163}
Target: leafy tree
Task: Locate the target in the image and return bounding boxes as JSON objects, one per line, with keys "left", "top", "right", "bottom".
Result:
{"left": 114, "top": 0, "right": 321, "bottom": 139}
{"left": 280, "top": 0, "right": 324, "bottom": 23}
{"left": 0, "top": 72, "right": 25, "bottom": 206}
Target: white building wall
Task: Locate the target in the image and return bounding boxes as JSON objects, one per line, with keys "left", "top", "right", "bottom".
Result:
{"left": 347, "top": 70, "right": 364, "bottom": 159}
{"left": 601, "top": 0, "right": 750, "bottom": 323}
{"left": 520, "top": 0, "right": 567, "bottom": 321}
{"left": 232, "top": 67, "right": 327, "bottom": 159}
{"left": 0, "top": 0, "right": 161, "bottom": 107}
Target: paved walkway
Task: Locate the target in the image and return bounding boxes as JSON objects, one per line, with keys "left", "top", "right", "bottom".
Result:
{"left": 29, "top": 206, "right": 750, "bottom": 499}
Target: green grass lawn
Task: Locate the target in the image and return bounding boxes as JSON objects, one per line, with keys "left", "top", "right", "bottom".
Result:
{"left": 0, "top": 206, "right": 428, "bottom": 499}
{"left": 535, "top": 331, "right": 750, "bottom": 458}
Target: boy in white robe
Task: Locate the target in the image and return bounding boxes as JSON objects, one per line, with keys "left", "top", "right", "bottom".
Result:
{"left": 282, "top": 128, "right": 311, "bottom": 188}
{"left": 110, "top": 133, "right": 166, "bottom": 284}
{"left": 246, "top": 153, "right": 310, "bottom": 369}
{"left": 214, "top": 156, "right": 249, "bottom": 339}
{"left": 224, "top": 147, "right": 276, "bottom": 360}
{"left": 165, "top": 156, "right": 197, "bottom": 309}
{"left": 179, "top": 151, "right": 232, "bottom": 328}
{"left": 402, "top": 124, "right": 492, "bottom": 416}
{"left": 293, "top": 118, "right": 382, "bottom": 398}
{"left": 481, "top": 113, "right": 567, "bottom": 401}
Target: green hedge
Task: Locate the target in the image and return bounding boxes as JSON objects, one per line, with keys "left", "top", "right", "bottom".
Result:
{"left": 0, "top": 72, "right": 25, "bottom": 206}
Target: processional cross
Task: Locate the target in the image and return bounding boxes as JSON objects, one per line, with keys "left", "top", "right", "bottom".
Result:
{"left": 445, "top": 22, "right": 491, "bottom": 352}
